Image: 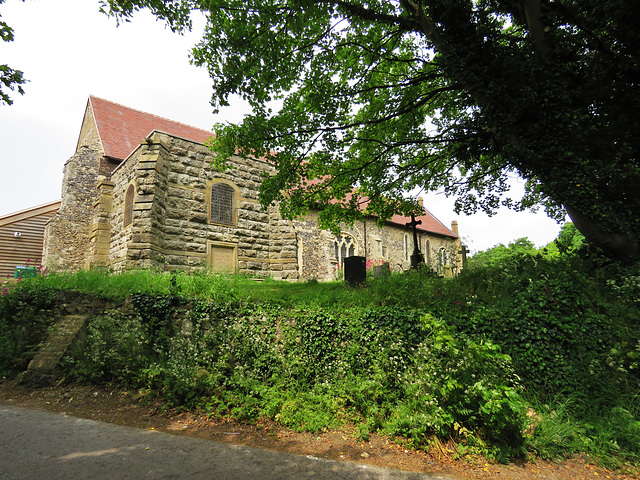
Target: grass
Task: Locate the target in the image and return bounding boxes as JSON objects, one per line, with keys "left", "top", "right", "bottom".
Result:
{"left": 19, "top": 267, "right": 444, "bottom": 308}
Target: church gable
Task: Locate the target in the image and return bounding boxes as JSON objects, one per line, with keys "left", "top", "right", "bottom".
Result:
{"left": 76, "top": 100, "right": 104, "bottom": 155}
{"left": 87, "top": 96, "right": 213, "bottom": 162}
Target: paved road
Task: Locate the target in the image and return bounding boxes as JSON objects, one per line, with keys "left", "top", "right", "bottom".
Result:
{"left": 0, "top": 405, "right": 458, "bottom": 480}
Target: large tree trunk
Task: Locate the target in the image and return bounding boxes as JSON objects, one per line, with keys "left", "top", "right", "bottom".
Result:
{"left": 565, "top": 205, "right": 640, "bottom": 261}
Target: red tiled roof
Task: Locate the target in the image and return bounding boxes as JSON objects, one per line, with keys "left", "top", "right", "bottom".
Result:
{"left": 300, "top": 177, "right": 457, "bottom": 238}
{"left": 87, "top": 96, "right": 214, "bottom": 161}
{"left": 357, "top": 197, "right": 457, "bottom": 238}
{"left": 387, "top": 210, "right": 457, "bottom": 238}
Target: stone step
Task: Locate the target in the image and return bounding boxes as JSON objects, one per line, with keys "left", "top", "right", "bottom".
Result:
{"left": 24, "top": 315, "right": 88, "bottom": 386}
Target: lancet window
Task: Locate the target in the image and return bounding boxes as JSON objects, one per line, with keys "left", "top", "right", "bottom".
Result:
{"left": 123, "top": 184, "right": 134, "bottom": 227}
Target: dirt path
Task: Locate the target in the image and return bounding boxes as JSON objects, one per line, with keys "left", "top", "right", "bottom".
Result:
{"left": 0, "top": 380, "right": 636, "bottom": 480}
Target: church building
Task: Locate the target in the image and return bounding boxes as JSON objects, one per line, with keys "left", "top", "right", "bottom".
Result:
{"left": 42, "top": 96, "right": 462, "bottom": 281}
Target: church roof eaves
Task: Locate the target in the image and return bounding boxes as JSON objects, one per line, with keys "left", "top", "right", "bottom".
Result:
{"left": 386, "top": 211, "right": 457, "bottom": 238}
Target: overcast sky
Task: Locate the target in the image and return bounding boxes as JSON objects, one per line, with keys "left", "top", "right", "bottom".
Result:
{"left": 1, "top": 0, "right": 563, "bottom": 253}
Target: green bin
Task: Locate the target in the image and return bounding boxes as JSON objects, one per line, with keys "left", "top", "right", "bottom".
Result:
{"left": 14, "top": 266, "right": 37, "bottom": 279}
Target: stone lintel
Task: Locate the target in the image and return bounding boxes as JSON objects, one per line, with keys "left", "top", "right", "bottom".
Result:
{"left": 138, "top": 161, "right": 158, "bottom": 170}
{"left": 135, "top": 194, "right": 155, "bottom": 203}
{"left": 133, "top": 203, "right": 153, "bottom": 211}
{"left": 97, "top": 180, "right": 114, "bottom": 189}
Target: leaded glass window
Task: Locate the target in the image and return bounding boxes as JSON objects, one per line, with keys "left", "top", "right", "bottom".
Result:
{"left": 210, "top": 183, "right": 234, "bottom": 225}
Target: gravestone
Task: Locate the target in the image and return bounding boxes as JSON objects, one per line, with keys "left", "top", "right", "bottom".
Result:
{"left": 373, "top": 262, "right": 390, "bottom": 278}
{"left": 344, "top": 256, "right": 366, "bottom": 286}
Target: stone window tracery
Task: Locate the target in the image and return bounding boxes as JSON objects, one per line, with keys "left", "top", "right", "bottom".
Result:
{"left": 438, "top": 247, "right": 448, "bottom": 273}
{"left": 375, "top": 239, "right": 387, "bottom": 259}
{"left": 334, "top": 234, "right": 355, "bottom": 267}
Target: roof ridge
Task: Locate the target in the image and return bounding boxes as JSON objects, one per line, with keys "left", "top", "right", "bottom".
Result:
{"left": 88, "top": 95, "right": 212, "bottom": 136}
{"left": 421, "top": 205, "right": 456, "bottom": 237}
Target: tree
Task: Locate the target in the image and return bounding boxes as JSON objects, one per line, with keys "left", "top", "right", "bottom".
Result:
{"left": 0, "top": 0, "right": 26, "bottom": 106}
{"left": 543, "top": 222, "right": 584, "bottom": 256}
{"left": 468, "top": 237, "right": 536, "bottom": 269}
{"left": 101, "top": 0, "right": 640, "bottom": 260}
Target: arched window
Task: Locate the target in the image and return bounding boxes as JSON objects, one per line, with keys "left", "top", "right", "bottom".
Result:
{"left": 426, "top": 240, "right": 431, "bottom": 263}
{"left": 334, "top": 234, "right": 355, "bottom": 267}
{"left": 210, "top": 182, "right": 235, "bottom": 225}
{"left": 438, "top": 247, "right": 447, "bottom": 272}
{"left": 123, "top": 184, "right": 134, "bottom": 227}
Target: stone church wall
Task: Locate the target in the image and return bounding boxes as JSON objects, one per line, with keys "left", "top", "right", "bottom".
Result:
{"left": 43, "top": 99, "right": 460, "bottom": 280}
{"left": 107, "top": 132, "right": 299, "bottom": 280}
{"left": 267, "top": 204, "right": 299, "bottom": 280}
{"left": 362, "top": 218, "right": 461, "bottom": 273}
{"left": 44, "top": 120, "right": 459, "bottom": 279}
{"left": 291, "top": 213, "right": 461, "bottom": 281}
{"left": 292, "top": 212, "right": 343, "bottom": 281}
{"left": 43, "top": 147, "right": 104, "bottom": 270}
{"left": 107, "top": 142, "right": 144, "bottom": 271}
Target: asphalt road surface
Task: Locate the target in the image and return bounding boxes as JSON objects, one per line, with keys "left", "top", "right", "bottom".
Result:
{"left": 0, "top": 405, "right": 458, "bottom": 480}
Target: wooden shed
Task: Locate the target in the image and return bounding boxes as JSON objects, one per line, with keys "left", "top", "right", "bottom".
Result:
{"left": 0, "top": 200, "right": 61, "bottom": 279}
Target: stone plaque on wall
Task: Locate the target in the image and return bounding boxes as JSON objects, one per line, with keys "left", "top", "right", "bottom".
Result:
{"left": 208, "top": 244, "right": 237, "bottom": 272}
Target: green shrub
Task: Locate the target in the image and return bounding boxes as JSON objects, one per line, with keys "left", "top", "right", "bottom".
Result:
{"left": 64, "top": 312, "right": 148, "bottom": 385}
{"left": 0, "top": 281, "right": 58, "bottom": 375}
{"left": 449, "top": 253, "right": 640, "bottom": 405}
{"left": 382, "top": 314, "right": 528, "bottom": 462}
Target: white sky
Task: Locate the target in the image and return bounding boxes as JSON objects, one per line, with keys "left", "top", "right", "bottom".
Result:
{"left": 0, "top": 0, "right": 563, "bottom": 254}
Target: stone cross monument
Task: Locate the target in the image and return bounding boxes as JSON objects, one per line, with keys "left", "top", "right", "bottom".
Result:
{"left": 405, "top": 214, "right": 425, "bottom": 269}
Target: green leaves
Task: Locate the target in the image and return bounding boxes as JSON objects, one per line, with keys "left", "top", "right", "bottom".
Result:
{"left": 1, "top": 0, "right": 27, "bottom": 106}
{"left": 104, "top": 0, "right": 640, "bottom": 258}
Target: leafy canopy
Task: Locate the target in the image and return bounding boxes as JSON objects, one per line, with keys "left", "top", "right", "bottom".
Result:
{"left": 101, "top": 0, "right": 640, "bottom": 256}
{"left": 0, "top": 0, "right": 27, "bottom": 106}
